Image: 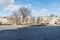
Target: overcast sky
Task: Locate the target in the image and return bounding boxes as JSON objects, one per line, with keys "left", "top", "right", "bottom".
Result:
{"left": 0, "top": 0, "right": 60, "bottom": 17}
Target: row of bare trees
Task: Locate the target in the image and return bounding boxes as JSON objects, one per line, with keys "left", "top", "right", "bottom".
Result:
{"left": 9, "top": 7, "right": 58, "bottom": 25}
{"left": 10, "top": 7, "right": 32, "bottom": 24}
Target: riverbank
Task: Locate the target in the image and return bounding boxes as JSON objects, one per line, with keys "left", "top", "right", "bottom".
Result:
{"left": 0, "top": 25, "right": 29, "bottom": 30}
{"left": 0, "top": 24, "right": 60, "bottom": 30}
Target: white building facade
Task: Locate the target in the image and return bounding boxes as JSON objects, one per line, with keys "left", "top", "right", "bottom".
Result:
{"left": 37, "top": 16, "right": 60, "bottom": 25}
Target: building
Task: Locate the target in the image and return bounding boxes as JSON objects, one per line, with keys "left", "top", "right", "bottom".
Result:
{"left": 37, "top": 16, "right": 60, "bottom": 25}
{"left": 0, "top": 15, "right": 60, "bottom": 26}
{"left": 0, "top": 17, "right": 9, "bottom": 24}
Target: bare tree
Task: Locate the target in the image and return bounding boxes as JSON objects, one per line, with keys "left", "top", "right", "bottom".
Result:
{"left": 19, "top": 7, "right": 31, "bottom": 24}
{"left": 10, "top": 7, "right": 31, "bottom": 24}
{"left": 11, "top": 11, "right": 20, "bottom": 24}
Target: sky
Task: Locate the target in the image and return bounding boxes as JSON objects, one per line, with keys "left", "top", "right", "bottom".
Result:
{"left": 0, "top": 0, "right": 60, "bottom": 17}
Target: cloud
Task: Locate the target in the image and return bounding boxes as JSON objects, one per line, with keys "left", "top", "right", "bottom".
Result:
{"left": 4, "top": 4, "right": 20, "bottom": 12}
{"left": 30, "top": 0, "right": 43, "bottom": 6}
{"left": 0, "top": 0, "right": 14, "bottom": 6}
{"left": 0, "top": 0, "right": 15, "bottom": 16}
{"left": 2, "top": 4, "right": 20, "bottom": 16}
{"left": 0, "top": 0, "right": 32, "bottom": 16}
{"left": 3, "top": 3, "right": 32, "bottom": 12}
{"left": 31, "top": 10, "right": 39, "bottom": 17}
{"left": 24, "top": 4, "right": 32, "bottom": 8}
{"left": 31, "top": 10, "right": 36, "bottom": 13}
{"left": 40, "top": 9, "right": 50, "bottom": 16}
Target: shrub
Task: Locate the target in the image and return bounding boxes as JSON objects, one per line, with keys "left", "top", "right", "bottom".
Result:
{"left": 39, "top": 23, "right": 46, "bottom": 26}
{"left": 31, "top": 23, "right": 46, "bottom": 26}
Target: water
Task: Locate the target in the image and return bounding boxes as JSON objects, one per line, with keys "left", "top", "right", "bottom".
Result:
{"left": 0, "top": 26, "right": 60, "bottom": 40}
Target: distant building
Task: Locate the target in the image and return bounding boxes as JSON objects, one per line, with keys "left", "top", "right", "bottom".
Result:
{"left": 0, "top": 15, "right": 60, "bottom": 26}
{"left": 37, "top": 16, "right": 60, "bottom": 25}
{"left": 7, "top": 16, "right": 14, "bottom": 24}
{"left": 0, "top": 17, "right": 9, "bottom": 24}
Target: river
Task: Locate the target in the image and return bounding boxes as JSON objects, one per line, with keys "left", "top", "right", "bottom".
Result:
{"left": 0, "top": 26, "right": 60, "bottom": 40}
